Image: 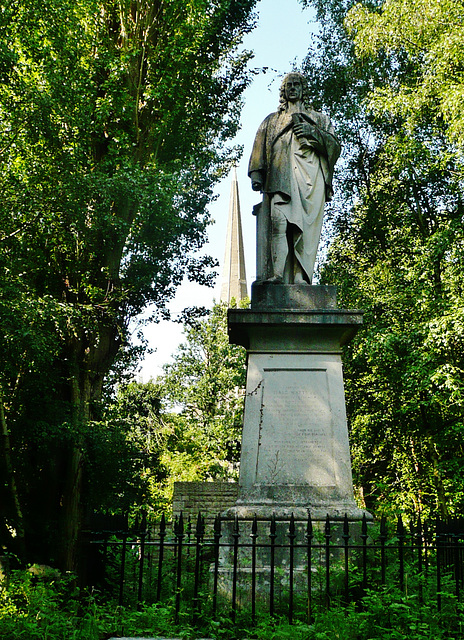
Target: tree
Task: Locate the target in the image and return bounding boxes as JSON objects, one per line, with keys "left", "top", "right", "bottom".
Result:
{"left": 346, "top": 0, "right": 464, "bottom": 146}
{"left": 87, "top": 380, "right": 169, "bottom": 519}
{"left": 155, "top": 302, "right": 247, "bottom": 504}
{"left": 300, "top": 0, "right": 464, "bottom": 518}
{"left": 0, "top": 0, "right": 257, "bottom": 570}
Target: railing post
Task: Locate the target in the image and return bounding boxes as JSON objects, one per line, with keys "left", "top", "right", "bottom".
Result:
{"left": 454, "top": 529, "right": 460, "bottom": 601}
{"left": 342, "top": 514, "right": 350, "bottom": 605}
{"left": 417, "top": 516, "right": 423, "bottom": 604}
{"left": 380, "top": 516, "right": 387, "bottom": 585}
{"left": 424, "top": 520, "right": 429, "bottom": 576}
{"left": 251, "top": 514, "right": 258, "bottom": 625}
{"left": 193, "top": 512, "right": 204, "bottom": 621}
{"left": 137, "top": 530, "right": 146, "bottom": 610}
{"left": 103, "top": 532, "right": 109, "bottom": 589}
{"left": 397, "top": 515, "right": 405, "bottom": 592}
{"left": 173, "top": 515, "right": 178, "bottom": 562}
{"left": 325, "top": 515, "right": 331, "bottom": 608}
{"left": 231, "top": 514, "right": 240, "bottom": 622}
{"left": 436, "top": 517, "right": 442, "bottom": 613}
{"left": 186, "top": 515, "right": 192, "bottom": 556}
{"left": 119, "top": 533, "right": 127, "bottom": 607}
{"left": 269, "top": 513, "right": 277, "bottom": 617}
{"left": 306, "top": 513, "right": 313, "bottom": 622}
{"left": 361, "top": 513, "right": 368, "bottom": 591}
{"left": 288, "top": 513, "right": 296, "bottom": 625}
{"left": 156, "top": 514, "right": 166, "bottom": 603}
{"left": 174, "top": 512, "right": 184, "bottom": 624}
{"left": 212, "top": 514, "right": 222, "bottom": 615}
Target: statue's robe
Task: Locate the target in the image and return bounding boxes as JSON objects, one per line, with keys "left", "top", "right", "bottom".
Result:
{"left": 249, "top": 108, "right": 341, "bottom": 282}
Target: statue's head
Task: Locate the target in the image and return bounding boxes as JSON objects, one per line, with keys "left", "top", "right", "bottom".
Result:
{"left": 278, "top": 72, "right": 311, "bottom": 111}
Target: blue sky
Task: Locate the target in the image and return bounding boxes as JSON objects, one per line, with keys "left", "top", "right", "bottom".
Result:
{"left": 138, "top": 0, "right": 318, "bottom": 379}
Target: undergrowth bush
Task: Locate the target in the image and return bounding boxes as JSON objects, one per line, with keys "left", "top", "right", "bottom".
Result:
{"left": 1, "top": 569, "right": 463, "bottom": 639}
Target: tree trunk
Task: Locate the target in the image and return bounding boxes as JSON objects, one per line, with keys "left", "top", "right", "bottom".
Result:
{"left": 59, "top": 323, "right": 120, "bottom": 573}
{"left": 59, "top": 360, "right": 87, "bottom": 572}
{"left": 0, "top": 386, "right": 26, "bottom": 559}
{"left": 61, "top": 444, "right": 84, "bottom": 572}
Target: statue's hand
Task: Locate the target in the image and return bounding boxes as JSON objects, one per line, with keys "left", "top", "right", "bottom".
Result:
{"left": 293, "top": 122, "right": 316, "bottom": 140}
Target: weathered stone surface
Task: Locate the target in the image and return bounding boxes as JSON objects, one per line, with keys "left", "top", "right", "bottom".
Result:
{"left": 228, "top": 308, "right": 363, "bottom": 352}
{"left": 172, "top": 481, "right": 238, "bottom": 529}
{"left": 251, "top": 282, "right": 338, "bottom": 310}
{"left": 249, "top": 73, "right": 341, "bottom": 284}
{"left": 230, "top": 351, "right": 364, "bottom": 520}
{"left": 226, "top": 290, "right": 368, "bottom": 521}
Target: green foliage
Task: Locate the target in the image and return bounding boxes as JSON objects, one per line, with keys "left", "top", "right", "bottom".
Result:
{"left": 109, "top": 302, "right": 247, "bottom": 510}
{"left": 1, "top": 568, "right": 462, "bottom": 639}
{"left": 346, "top": 0, "right": 464, "bottom": 146}
{"left": 0, "top": 570, "right": 109, "bottom": 639}
{"left": 0, "top": 0, "right": 258, "bottom": 569}
{"left": 97, "top": 379, "right": 170, "bottom": 517}
{"left": 300, "top": 0, "right": 464, "bottom": 518}
{"left": 94, "top": 302, "right": 247, "bottom": 517}
{"left": 158, "top": 302, "right": 247, "bottom": 489}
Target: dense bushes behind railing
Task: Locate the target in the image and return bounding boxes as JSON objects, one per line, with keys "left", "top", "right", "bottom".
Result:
{"left": 81, "top": 513, "right": 464, "bottom": 625}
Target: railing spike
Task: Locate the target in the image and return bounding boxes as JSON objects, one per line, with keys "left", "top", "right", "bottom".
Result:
{"left": 252, "top": 513, "right": 258, "bottom": 536}
{"left": 397, "top": 514, "right": 405, "bottom": 537}
{"left": 270, "top": 512, "right": 277, "bottom": 536}
{"left": 343, "top": 513, "right": 349, "bottom": 537}
{"left": 380, "top": 515, "right": 387, "bottom": 538}
{"left": 325, "top": 514, "right": 331, "bottom": 536}
{"left": 362, "top": 512, "right": 368, "bottom": 536}
{"left": 307, "top": 511, "right": 313, "bottom": 538}
{"left": 195, "top": 512, "right": 203, "bottom": 538}
{"left": 289, "top": 512, "right": 296, "bottom": 536}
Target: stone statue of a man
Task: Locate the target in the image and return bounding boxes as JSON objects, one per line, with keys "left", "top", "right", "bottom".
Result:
{"left": 249, "top": 72, "right": 341, "bottom": 284}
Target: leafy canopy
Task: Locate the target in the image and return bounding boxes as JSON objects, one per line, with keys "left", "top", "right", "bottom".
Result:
{"left": 301, "top": 0, "right": 464, "bottom": 517}
{"left": 346, "top": 0, "right": 464, "bottom": 146}
{"left": 0, "top": 0, "right": 257, "bottom": 565}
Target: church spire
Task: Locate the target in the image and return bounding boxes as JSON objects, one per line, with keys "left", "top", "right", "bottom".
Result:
{"left": 220, "top": 168, "right": 248, "bottom": 304}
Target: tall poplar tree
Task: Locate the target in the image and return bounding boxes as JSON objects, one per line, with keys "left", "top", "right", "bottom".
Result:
{"left": 0, "top": 0, "right": 257, "bottom": 570}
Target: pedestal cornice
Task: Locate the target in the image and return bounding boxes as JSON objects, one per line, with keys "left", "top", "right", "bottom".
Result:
{"left": 228, "top": 308, "right": 363, "bottom": 351}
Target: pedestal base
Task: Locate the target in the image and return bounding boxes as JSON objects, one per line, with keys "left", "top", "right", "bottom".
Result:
{"left": 227, "top": 285, "right": 369, "bottom": 521}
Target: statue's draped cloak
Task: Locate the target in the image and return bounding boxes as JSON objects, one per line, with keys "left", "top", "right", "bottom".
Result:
{"left": 248, "top": 108, "right": 341, "bottom": 282}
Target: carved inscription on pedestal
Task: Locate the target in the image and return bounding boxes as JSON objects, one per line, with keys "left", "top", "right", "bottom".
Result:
{"left": 255, "top": 368, "right": 335, "bottom": 486}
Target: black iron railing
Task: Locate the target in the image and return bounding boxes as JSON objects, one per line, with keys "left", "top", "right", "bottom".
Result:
{"left": 82, "top": 513, "right": 464, "bottom": 623}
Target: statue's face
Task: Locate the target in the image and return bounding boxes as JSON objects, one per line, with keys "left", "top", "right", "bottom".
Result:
{"left": 284, "top": 77, "right": 303, "bottom": 103}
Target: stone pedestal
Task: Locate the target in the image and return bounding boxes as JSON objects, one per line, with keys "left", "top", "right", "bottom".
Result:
{"left": 226, "top": 284, "right": 367, "bottom": 521}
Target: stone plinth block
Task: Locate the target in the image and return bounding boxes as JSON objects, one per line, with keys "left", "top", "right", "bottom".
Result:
{"left": 227, "top": 288, "right": 368, "bottom": 521}
{"left": 214, "top": 517, "right": 372, "bottom": 608}
{"left": 251, "top": 283, "right": 338, "bottom": 311}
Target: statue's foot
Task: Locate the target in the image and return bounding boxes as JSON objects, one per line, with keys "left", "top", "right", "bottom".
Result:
{"left": 294, "top": 274, "right": 309, "bottom": 284}
{"left": 265, "top": 275, "right": 283, "bottom": 284}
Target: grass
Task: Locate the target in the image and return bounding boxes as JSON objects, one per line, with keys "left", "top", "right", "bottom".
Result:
{"left": 1, "top": 569, "right": 464, "bottom": 639}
